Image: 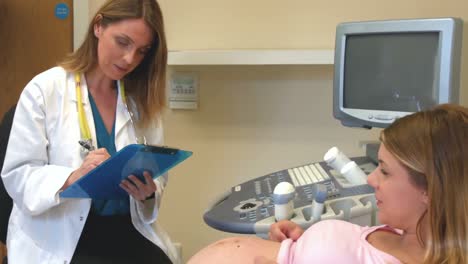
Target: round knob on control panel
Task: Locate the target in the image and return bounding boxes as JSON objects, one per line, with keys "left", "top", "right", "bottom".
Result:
{"left": 340, "top": 161, "right": 368, "bottom": 185}
{"left": 273, "top": 182, "right": 295, "bottom": 221}
{"left": 323, "top": 146, "right": 351, "bottom": 173}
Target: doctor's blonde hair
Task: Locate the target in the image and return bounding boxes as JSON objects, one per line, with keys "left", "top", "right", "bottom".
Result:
{"left": 381, "top": 104, "right": 468, "bottom": 264}
{"left": 59, "top": 0, "right": 167, "bottom": 128}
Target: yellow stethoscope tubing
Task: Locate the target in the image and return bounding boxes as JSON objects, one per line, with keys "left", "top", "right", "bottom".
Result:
{"left": 74, "top": 73, "right": 126, "bottom": 142}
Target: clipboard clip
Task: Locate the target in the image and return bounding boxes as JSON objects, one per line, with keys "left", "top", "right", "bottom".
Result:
{"left": 141, "top": 145, "right": 178, "bottom": 155}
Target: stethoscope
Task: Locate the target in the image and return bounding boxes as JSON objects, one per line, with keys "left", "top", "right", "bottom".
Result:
{"left": 75, "top": 73, "right": 147, "bottom": 155}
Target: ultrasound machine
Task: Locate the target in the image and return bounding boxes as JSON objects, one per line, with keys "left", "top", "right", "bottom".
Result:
{"left": 203, "top": 17, "right": 463, "bottom": 236}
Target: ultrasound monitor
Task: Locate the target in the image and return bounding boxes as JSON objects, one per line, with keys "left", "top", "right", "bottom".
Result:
{"left": 333, "top": 18, "right": 463, "bottom": 128}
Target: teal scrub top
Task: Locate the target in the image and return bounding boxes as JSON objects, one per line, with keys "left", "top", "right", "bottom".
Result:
{"left": 89, "top": 93, "right": 130, "bottom": 216}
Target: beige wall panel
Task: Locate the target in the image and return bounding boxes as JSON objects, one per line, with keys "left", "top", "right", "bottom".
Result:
{"left": 159, "top": 0, "right": 468, "bottom": 50}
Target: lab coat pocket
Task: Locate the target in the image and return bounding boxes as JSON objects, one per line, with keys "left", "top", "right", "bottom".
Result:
{"left": 7, "top": 224, "right": 55, "bottom": 263}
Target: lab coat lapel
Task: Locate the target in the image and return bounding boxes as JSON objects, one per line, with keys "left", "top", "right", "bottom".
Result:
{"left": 115, "top": 80, "right": 133, "bottom": 150}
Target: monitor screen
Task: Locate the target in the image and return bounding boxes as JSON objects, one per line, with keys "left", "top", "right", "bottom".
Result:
{"left": 333, "top": 18, "right": 463, "bottom": 128}
{"left": 344, "top": 32, "right": 439, "bottom": 112}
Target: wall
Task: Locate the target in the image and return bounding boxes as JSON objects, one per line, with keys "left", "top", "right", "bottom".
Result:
{"left": 87, "top": 1, "right": 468, "bottom": 262}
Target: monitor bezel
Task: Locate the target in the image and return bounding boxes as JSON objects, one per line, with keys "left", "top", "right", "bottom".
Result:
{"left": 333, "top": 18, "right": 462, "bottom": 128}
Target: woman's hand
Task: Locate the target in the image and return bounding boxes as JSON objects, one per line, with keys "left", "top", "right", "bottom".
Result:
{"left": 62, "top": 148, "right": 110, "bottom": 190}
{"left": 119, "top": 171, "right": 157, "bottom": 202}
{"left": 268, "top": 220, "right": 304, "bottom": 242}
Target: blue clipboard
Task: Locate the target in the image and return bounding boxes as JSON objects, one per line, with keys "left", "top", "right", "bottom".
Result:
{"left": 60, "top": 144, "right": 193, "bottom": 199}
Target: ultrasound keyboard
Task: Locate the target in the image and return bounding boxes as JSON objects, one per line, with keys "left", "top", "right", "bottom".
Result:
{"left": 204, "top": 156, "right": 377, "bottom": 234}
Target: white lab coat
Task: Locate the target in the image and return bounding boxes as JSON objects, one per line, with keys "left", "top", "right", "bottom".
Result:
{"left": 1, "top": 67, "right": 179, "bottom": 264}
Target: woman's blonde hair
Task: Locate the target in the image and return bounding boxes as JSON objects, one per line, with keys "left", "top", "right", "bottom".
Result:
{"left": 381, "top": 104, "right": 468, "bottom": 264}
{"left": 59, "top": 0, "right": 167, "bottom": 127}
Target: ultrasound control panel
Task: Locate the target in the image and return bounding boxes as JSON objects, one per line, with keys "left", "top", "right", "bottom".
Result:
{"left": 204, "top": 156, "right": 377, "bottom": 234}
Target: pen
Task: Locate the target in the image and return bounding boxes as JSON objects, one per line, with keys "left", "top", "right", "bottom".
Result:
{"left": 78, "top": 139, "right": 95, "bottom": 151}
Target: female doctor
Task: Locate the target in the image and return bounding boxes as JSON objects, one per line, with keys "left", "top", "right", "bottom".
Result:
{"left": 1, "top": 0, "right": 178, "bottom": 263}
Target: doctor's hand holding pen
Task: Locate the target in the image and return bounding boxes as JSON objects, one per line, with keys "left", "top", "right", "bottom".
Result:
{"left": 60, "top": 147, "right": 157, "bottom": 201}
{"left": 60, "top": 148, "right": 110, "bottom": 191}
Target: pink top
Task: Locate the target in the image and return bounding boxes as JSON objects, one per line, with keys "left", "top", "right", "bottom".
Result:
{"left": 277, "top": 219, "right": 403, "bottom": 264}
